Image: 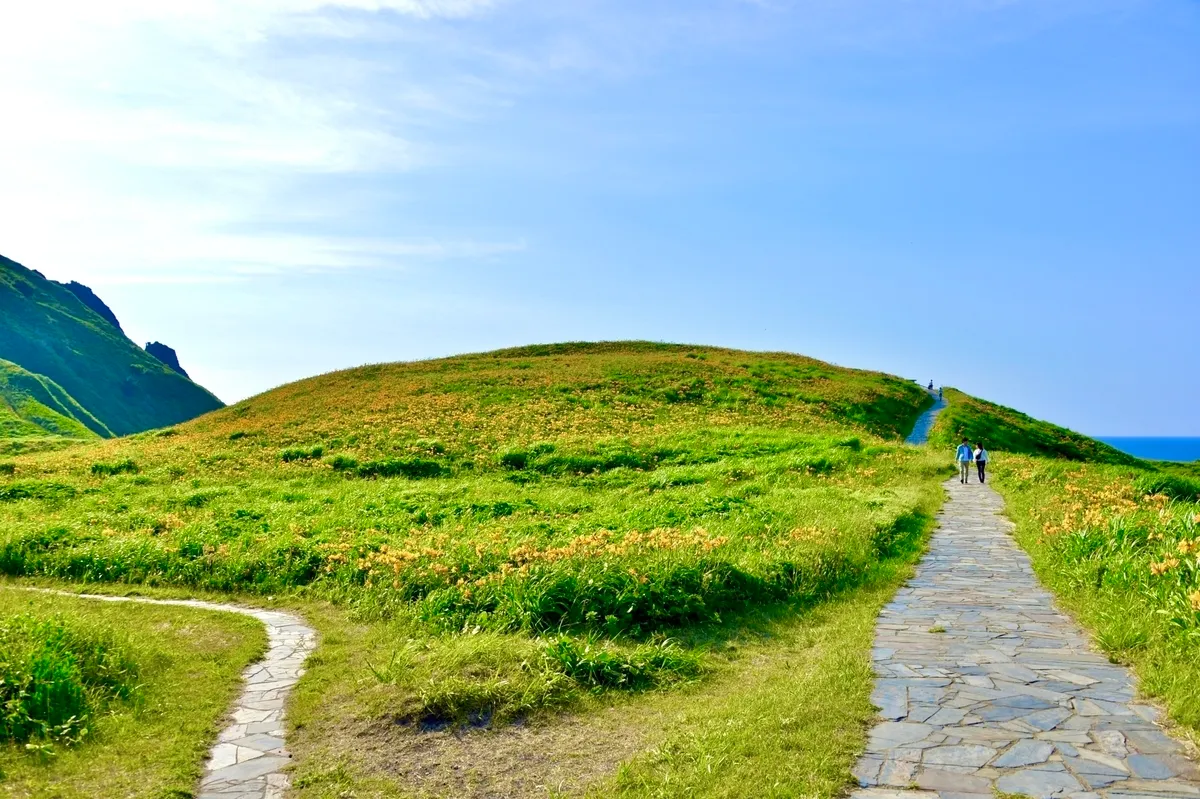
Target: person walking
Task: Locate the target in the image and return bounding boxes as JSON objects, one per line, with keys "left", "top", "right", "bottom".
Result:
{"left": 956, "top": 437, "right": 974, "bottom": 484}
{"left": 974, "top": 442, "right": 989, "bottom": 484}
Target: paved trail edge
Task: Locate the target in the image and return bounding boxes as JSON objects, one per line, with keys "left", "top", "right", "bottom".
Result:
{"left": 851, "top": 479, "right": 1200, "bottom": 799}
{"left": 23, "top": 590, "right": 315, "bottom": 799}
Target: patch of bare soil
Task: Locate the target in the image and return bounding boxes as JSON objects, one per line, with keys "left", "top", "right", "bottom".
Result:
{"left": 341, "top": 704, "right": 654, "bottom": 799}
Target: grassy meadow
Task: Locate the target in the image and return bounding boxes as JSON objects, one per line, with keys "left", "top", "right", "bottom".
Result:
{"left": 0, "top": 587, "right": 263, "bottom": 798}
{"left": 0, "top": 342, "right": 952, "bottom": 797}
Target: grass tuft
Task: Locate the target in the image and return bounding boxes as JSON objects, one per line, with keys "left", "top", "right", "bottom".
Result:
{"left": 0, "top": 611, "right": 139, "bottom": 746}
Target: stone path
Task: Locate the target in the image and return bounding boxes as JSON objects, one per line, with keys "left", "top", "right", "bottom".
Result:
{"left": 28, "top": 591, "right": 315, "bottom": 799}
{"left": 907, "top": 389, "right": 947, "bottom": 446}
{"left": 851, "top": 479, "right": 1200, "bottom": 799}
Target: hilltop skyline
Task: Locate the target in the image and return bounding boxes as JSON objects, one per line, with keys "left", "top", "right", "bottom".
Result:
{"left": 2, "top": 0, "right": 1197, "bottom": 435}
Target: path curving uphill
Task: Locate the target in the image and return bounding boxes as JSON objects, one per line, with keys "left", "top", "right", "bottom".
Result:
{"left": 850, "top": 479, "right": 1200, "bottom": 799}
{"left": 906, "top": 389, "right": 947, "bottom": 446}
{"left": 27, "top": 591, "right": 315, "bottom": 799}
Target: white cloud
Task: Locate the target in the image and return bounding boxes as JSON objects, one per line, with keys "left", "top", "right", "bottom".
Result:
{"left": 0, "top": 0, "right": 506, "bottom": 285}
{"left": 0, "top": 0, "right": 1133, "bottom": 287}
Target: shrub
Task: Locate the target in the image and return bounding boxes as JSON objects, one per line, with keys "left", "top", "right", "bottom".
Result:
{"left": 0, "top": 613, "right": 139, "bottom": 745}
{"left": 0, "top": 481, "right": 77, "bottom": 503}
{"left": 499, "top": 450, "right": 528, "bottom": 470}
{"left": 415, "top": 673, "right": 572, "bottom": 727}
{"left": 281, "top": 446, "right": 325, "bottom": 463}
{"left": 542, "top": 637, "right": 700, "bottom": 690}
{"left": 327, "top": 454, "right": 359, "bottom": 471}
{"left": 1135, "top": 473, "right": 1200, "bottom": 503}
{"left": 90, "top": 459, "right": 139, "bottom": 477}
{"left": 355, "top": 459, "right": 447, "bottom": 479}
{"left": 0, "top": 463, "right": 15, "bottom": 476}
{"left": 181, "top": 491, "right": 220, "bottom": 509}
{"left": 228, "top": 431, "right": 247, "bottom": 441}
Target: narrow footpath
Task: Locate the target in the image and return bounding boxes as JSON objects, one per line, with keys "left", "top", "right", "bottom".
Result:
{"left": 906, "top": 390, "right": 947, "bottom": 446}
{"left": 851, "top": 480, "right": 1200, "bottom": 799}
{"left": 30, "top": 591, "right": 315, "bottom": 799}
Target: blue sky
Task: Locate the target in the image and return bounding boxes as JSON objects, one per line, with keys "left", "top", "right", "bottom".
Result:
{"left": 1, "top": 0, "right": 1197, "bottom": 435}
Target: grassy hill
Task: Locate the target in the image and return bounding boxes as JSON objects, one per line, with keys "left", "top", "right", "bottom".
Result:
{"left": 5, "top": 343, "right": 1185, "bottom": 798}
{"left": 0, "top": 341, "right": 947, "bottom": 798}
{"left": 0, "top": 358, "right": 108, "bottom": 440}
{"left": 0, "top": 254, "right": 224, "bottom": 436}
{"left": 929, "top": 387, "right": 1141, "bottom": 465}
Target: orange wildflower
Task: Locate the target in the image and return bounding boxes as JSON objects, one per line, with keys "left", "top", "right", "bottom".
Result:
{"left": 1149, "top": 557, "right": 1180, "bottom": 576}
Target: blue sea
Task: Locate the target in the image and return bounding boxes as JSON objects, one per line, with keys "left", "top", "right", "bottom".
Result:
{"left": 1098, "top": 437, "right": 1200, "bottom": 463}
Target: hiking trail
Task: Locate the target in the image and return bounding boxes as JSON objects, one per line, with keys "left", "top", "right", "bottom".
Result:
{"left": 907, "top": 389, "right": 947, "bottom": 446}
{"left": 850, "top": 479, "right": 1200, "bottom": 799}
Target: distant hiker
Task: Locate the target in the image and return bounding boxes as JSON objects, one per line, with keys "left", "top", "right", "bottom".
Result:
{"left": 928, "top": 380, "right": 934, "bottom": 390}
{"left": 974, "top": 443, "right": 989, "bottom": 484}
{"left": 956, "top": 438, "right": 973, "bottom": 484}
{"left": 938, "top": 387, "right": 943, "bottom": 400}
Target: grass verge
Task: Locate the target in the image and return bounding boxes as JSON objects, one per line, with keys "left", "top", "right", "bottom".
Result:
{"left": 0, "top": 586, "right": 265, "bottom": 798}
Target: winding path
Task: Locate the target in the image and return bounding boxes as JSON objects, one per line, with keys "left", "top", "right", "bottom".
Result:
{"left": 907, "top": 389, "right": 947, "bottom": 446}
{"left": 850, "top": 480, "right": 1200, "bottom": 799}
{"left": 28, "top": 591, "right": 315, "bottom": 799}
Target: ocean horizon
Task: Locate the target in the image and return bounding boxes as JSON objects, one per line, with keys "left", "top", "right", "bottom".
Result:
{"left": 1098, "top": 437, "right": 1200, "bottom": 463}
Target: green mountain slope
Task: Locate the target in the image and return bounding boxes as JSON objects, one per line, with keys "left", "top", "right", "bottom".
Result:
{"left": 0, "top": 255, "right": 224, "bottom": 436}
{"left": 929, "top": 387, "right": 1140, "bottom": 465}
{"left": 0, "top": 358, "right": 108, "bottom": 439}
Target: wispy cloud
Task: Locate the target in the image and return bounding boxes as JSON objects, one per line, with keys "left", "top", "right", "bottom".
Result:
{"left": 0, "top": 0, "right": 1139, "bottom": 287}
{"left": 0, "top": 0, "right": 507, "bottom": 284}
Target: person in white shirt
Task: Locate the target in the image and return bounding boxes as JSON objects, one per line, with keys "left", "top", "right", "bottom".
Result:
{"left": 955, "top": 438, "right": 974, "bottom": 484}
{"left": 974, "top": 443, "right": 989, "bottom": 484}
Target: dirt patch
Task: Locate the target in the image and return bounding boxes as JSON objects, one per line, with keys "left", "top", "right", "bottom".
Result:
{"left": 335, "top": 705, "right": 654, "bottom": 798}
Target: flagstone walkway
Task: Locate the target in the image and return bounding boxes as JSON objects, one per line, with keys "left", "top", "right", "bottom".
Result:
{"left": 851, "top": 479, "right": 1200, "bottom": 799}
{"left": 33, "top": 591, "right": 315, "bottom": 799}
{"left": 906, "top": 389, "right": 947, "bottom": 446}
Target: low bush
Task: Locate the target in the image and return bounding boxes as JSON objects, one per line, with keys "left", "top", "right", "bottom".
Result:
{"left": 0, "top": 481, "right": 77, "bottom": 503}
{"left": 354, "top": 458, "right": 447, "bottom": 479}
{"left": 0, "top": 612, "right": 139, "bottom": 745}
{"left": 90, "top": 459, "right": 139, "bottom": 477}
{"left": 1134, "top": 473, "right": 1200, "bottom": 503}
{"left": 542, "top": 637, "right": 700, "bottom": 690}
{"left": 498, "top": 443, "right": 661, "bottom": 475}
{"left": 415, "top": 673, "right": 573, "bottom": 727}
{"left": 0, "top": 463, "right": 15, "bottom": 476}
{"left": 281, "top": 446, "right": 325, "bottom": 463}
{"left": 327, "top": 454, "right": 359, "bottom": 471}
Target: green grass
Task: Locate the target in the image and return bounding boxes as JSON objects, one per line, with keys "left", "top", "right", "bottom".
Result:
{"left": 0, "top": 586, "right": 264, "bottom": 798}
{"left": 0, "top": 342, "right": 950, "bottom": 796}
{"left": 930, "top": 388, "right": 1141, "bottom": 465}
{"left": 0, "top": 609, "right": 137, "bottom": 746}
{"left": 991, "top": 456, "right": 1200, "bottom": 733}
{"left": 281, "top": 517, "right": 931, "bottom": 799}
{"left": 0, "top": 359, "right": 106, "bottom": 440}
{"left": 0, "top": 254, "right": 223, "bottom": 436}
